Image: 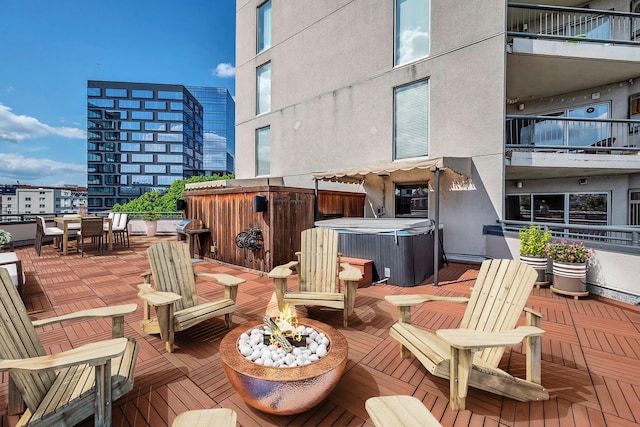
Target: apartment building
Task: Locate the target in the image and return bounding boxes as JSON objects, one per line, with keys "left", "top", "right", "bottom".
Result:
{"left": 187, "top": 86, "right": 236, "bottom": 176}
{"left": 1, "top": 186, "right": 87, "bottom": 219}
{"left": 87, "top": 81, "right": 205, "bottom": 211}
{"left": 235, "top": 0, "right": 640, "bottom": 263}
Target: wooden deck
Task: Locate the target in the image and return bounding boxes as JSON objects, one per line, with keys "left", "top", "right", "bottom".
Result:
{"left": 2, "top": 236, "right": 640, "bottom": 426}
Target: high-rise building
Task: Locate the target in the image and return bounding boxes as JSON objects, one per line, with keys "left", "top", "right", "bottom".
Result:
{"left": 87, "top": 81, "right": 204, "bottom": 211}
{"left": 235, "top": 0, "right": 640, "bottom": 261}
{"left": 187, "top": 86, "right": 235, "bottom": 176}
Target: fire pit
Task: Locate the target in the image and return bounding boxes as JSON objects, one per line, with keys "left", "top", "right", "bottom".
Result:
{"left": 220, "top": 318, "right": 348, "bottom": 415}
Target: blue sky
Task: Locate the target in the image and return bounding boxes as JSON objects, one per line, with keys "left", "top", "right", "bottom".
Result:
{"left": 0, "top": 1, "right": 236, "bottom": 187}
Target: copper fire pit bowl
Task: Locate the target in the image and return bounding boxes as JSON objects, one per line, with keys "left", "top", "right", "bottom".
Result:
{"left": 220, "top": 318, "right": 348, "bottom": 415}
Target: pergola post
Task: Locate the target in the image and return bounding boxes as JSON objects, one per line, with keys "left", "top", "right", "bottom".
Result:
{"left": 434, "top": 167, "right": 440, "bottom": 287}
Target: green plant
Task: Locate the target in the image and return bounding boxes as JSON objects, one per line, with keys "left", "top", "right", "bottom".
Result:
{"left": 0, "top": 230, "right": 11, "bottom": 245}
{"left": 547, "top": 240, "right": 593, "bottom": 264}
{"left": 519, "top": 225, "right": 552, "bottom": 257}
{"left": 141, "top": 211, "right": 161, "bottom": 222}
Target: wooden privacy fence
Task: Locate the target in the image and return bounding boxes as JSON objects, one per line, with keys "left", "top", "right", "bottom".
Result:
{"left": 183, "top": 186, "right": 364, "bottom": 272}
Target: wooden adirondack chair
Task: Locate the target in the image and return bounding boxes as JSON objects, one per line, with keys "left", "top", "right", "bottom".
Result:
{"left": 385, "top": 259, "right": 548, "bottom": 410}
{"left": 268, "top": 227, "right": 362, "bottom": 327}
{"left": 138, "top": 241, "right": 245, "bottom": 353}
{"left": 0, "top": 267, "right": 138, "bottom": 427}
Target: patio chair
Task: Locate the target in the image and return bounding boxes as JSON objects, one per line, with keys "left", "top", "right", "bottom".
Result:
{"left": 0, "top": 267, "right": 139, "bottom": 427}
{"left": 385, "top": 259, "right": 548, "bottom": 410}
{"left": 365, "top": 396, "right": 442, "bottom": 427}
{"left": 34, "top": 216, "right": 64, "bottom": 256}
{"left": 77, "top": 217, "right": 104, "bottom": 256}
{"left": 172, "top": 408, "right": 237, "bottom": 427}
{"left": 268, "top": 227, "right": 362, "bottom": 327}
{"left": 137, "top": 241, "right": 245, "bottom": 353}
{"left": 112, "top": 212, "right": 130, "bottom": 247}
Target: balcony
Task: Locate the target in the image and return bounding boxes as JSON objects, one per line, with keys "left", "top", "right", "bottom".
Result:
{"left": 505, "top": 115, "right": 640, "bottom": 179}
{"left": 507, "top": 2, "right": 640, "bottom": 100}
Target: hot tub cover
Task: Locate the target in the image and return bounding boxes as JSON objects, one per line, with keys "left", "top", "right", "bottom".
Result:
{"left": 314, "top": 218, "right": 435, "bottom": 235}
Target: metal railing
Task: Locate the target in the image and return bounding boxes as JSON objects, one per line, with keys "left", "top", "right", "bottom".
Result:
{"left": 508, "top": 2, "right": 640, "bottom": 46}
{"left": 506, "top": 115, "right": 640, "bottom": 154}
{"left": 500, "top": 220, "right": 640, "bottom": 251}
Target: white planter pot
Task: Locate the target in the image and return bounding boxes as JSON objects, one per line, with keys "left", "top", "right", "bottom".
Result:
{"left": 552, "top": 261, "right": 587, "bottom": 294}
{"left": 145, "top": 221, "right": 157, "bottom": 237}
{"left": 519, "top": 255, "right": 548, "bottom": 284}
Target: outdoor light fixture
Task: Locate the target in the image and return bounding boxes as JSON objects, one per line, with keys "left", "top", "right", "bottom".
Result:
{"left": 516, "top": 181, "right": 523, "bottom": 189}
{"left": 579, "top": 178, "right": 587, "bottom": 185}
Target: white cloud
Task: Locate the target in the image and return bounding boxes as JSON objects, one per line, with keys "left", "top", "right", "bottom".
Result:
{"left": 5, "top": 86, "right": 14, "bottom": 93}
{"left": 213, "top": 63, "right": 236, "bottom": 78}
{"left": 398, "top": 28, "right": 429, "bottom": 65}
{"left": 0, "top": 153, "right": 85, "bottom": 181}
{"left": 0, "top": 103, "right": 85, "bottom": 143}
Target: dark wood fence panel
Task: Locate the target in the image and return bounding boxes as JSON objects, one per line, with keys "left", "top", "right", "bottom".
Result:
{"left": 184, "top": 186, "right": 364, "bottom": 272}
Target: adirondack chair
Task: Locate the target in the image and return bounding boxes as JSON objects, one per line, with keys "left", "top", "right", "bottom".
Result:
{"left": 385, "top": 259, "right": 548, "bottom": 410}
{"left": 268, "top": 227, "right": 362, "bottom": 327}
{"left": 138, "top": 241, "right": 245, "bottom": 353}
{"left": 0, "top": 267, "right": 139, "bottom": 427}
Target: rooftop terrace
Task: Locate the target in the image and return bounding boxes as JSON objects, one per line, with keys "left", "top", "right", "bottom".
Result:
{"left": 2, "top": 236, "right": 640, "bottom": 426}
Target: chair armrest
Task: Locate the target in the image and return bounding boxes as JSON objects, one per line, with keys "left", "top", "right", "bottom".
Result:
{"left": 385, "top": 294, "right": 469, "bottom": 307}
{"left": 268, "top": 261, "right": 299, "bottom": 279}
{"left": 137, "top": 285, "right": 181, "bottom": 307}
{"left": 140, "top": 271, "right": 152, "bottom": 284}
{"left": 32, "top": 304, "right": 137, "bottom": 328}
{"left": 0, "top": 338, "right": 129, "bottom": 373}
{"left": 195, "top": 272, "right": 245, "bottom": 287}
{"left": 339, "top": 263, "right": 362, "bottom": 281}
{"left": 524, "top": 307, "right": 544, "bottom": 319}
{"left": 436, "top": 326, "right": 545, "bottom": 350}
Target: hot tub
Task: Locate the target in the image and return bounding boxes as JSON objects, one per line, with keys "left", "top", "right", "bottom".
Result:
{"left": 314, "top": 218, "right": 444, "bottom": 287}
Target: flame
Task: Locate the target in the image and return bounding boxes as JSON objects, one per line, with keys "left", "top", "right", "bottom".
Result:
{"left": 273, "top": 304, "right": 302, "bottom": 342}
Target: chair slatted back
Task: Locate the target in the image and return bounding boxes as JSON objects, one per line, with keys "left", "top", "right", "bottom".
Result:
{"left": 117, "top": 213, "right": 128, "bottom": 230}
{"left": 35, "top": 216, "right": 45, "bottom": 256}
{"left": 80, "top": 217, "right": 104, "bottom": 238}
{"left": 297, "top": 228, "right": 340, "bottom": 293}
{"left": 147, "top": 241, "right": 198, "bottom": 312}
{"left": 0, "top": 268, "right": 56, "bottom": 412}
{"left": 459, "top": 259, "right": 537, "bottom": 367}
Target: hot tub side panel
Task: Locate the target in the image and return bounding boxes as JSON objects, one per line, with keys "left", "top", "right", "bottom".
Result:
{"left": 337, "top": 232, "right": 443, "bottom": 287}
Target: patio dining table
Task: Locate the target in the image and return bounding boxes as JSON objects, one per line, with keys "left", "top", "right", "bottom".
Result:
{"left": 54, "top": 216, "right": 113, "bottom": 255}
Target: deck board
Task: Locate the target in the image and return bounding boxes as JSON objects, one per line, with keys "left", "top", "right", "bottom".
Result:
{"left": 1, "top": 236, "right": 639, "bottom": 426}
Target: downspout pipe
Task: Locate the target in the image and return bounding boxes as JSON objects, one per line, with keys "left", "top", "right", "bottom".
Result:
{"left": 433, "top": 167, "right": 440, "bottom": 287}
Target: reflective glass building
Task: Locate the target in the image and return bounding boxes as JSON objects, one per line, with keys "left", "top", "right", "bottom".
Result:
{"left": 86, "top": 81, "right": 203, "bottom": 211}
{"left": 186, "top": 86, "right": 235, "bottom": 176}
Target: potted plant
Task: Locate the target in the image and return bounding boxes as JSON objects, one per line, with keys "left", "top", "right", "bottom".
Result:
{"left": 77, "top": 201, "right": 88, "bottom": 217}
{"left": 547, "top": 240, "right": 594, "bottom": 297}
{"left": 141, "top": 211, "right": 161, "bottom": 237}
{"left": 0, "top": 230, "right": 12, "bottom": 250}
{"left": 519, "top": 225, "right": 552, "bottom": 284}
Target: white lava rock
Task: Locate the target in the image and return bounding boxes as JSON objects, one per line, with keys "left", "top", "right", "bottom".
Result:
{"left": 316, "top": 344, "right": 327, "bottom": 357}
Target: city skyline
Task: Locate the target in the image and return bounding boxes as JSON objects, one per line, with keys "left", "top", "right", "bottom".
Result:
{"left": 0, "top": 1, "right": 236, "bottom": 187}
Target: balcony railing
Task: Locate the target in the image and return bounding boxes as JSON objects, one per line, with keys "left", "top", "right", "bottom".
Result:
{"left": 500, "top": 220, "right": 640, "bottom": 252}
{"left": 506, "top": 115, "right": 640, "bottom": 154}
{"left": 507, "top": 2, "right": 640, "bottom": 46}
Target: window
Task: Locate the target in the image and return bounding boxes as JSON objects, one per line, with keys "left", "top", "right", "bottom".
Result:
{"left": 395, "top": 184, "right": 429, "bottom": 217}
{"left": 88, "top": 99, "right": 114, "bottom": 108}
{"left": 87, "top": 87, "right": 101, "bottom": 97}
{"left": 120, "top": 143, "right": 141, "bottom": 152}
{"left": 88, "top": 109, "right": 101, "bottom": 118}
{"left": 257, "top": 62, "right": 271, "bottom": 114}
{"left": 105, "top": 88, "right": 127, "bottom": 97}
{"left": 118, "top": 100, "right": 140, "bottom": 109}
{"left": 630, "top": 190, "right": 640, "bottom": 225}
{"left": 394, "top": 80, "right": 429, "bottom": 159}
{"left": 145, "top": 100, "right": 167, "bottom": 110}
{"left": 120, "top": 121, "right": 141, "bottom": 130}
{"left": 145, "top": 143, "right": 166, "bottom": 152}
{"left": 256, "top": 126, "right": 271, "bottom": 176}
{"left": 395, "top": 0, "right": 430, "bottom": 66}
{"left": 132, "top": 111, "right": 153, "bottom": 120}
{"left": 132, "top": 175, "right": 154, "bottom": 185}
{"left": 158, "top": 176, "right": 181, "bottom": 186}
{"left": 157, "top": 154, "right": 183, "bottom": 163}
{"left": 121, "top": 164, "right": 140, "bottom": 173}
{"left": 145, "top": 122, "right": 166, "bottom": 131}
{"left": 170, "top": 102, "right": 183, "bottom": 111}
{"left": 132, "top": 89, "right": 153, "bottom": 98}
{"left": 257, "top": 0, "right": 272, "bottom": 53}
{"left": 506, "top": 193, "right": 609, "bottom": 226}
{"left": 145, "top": 164, "right": 167, "bottom": 173}
{"left": 158, "top": 133, "right": 183, "bottom": 142}
{"left": 132, "top": 132, "right": 154, "bottom": 141}
{"left": 158, "top": 91, "right": 183, "bottom": 100}
{"left": 132, "top": 154, "right": 154, "bottom": 162}
{"left": 158, "top": 112, "right": 183, "bottom": 121}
